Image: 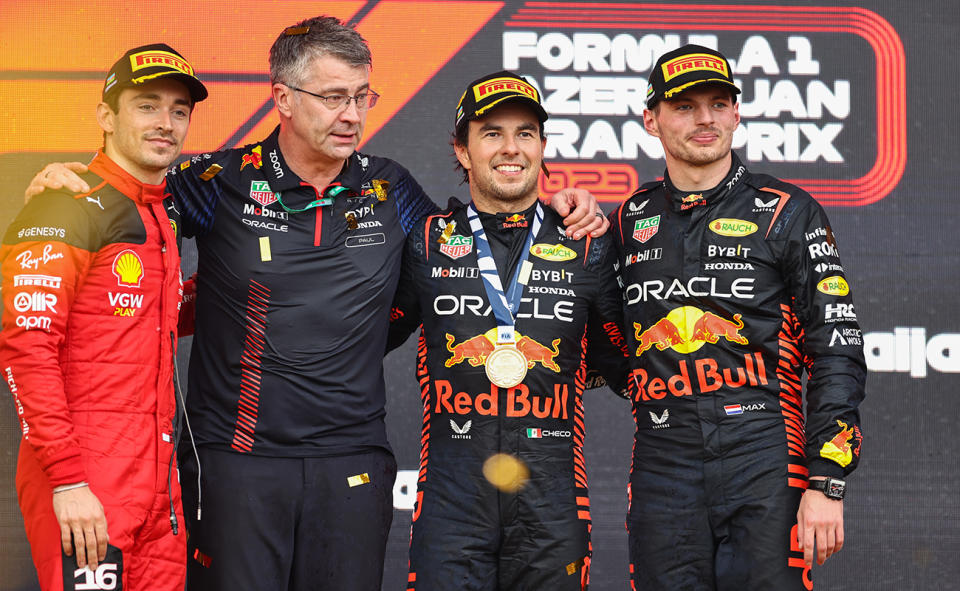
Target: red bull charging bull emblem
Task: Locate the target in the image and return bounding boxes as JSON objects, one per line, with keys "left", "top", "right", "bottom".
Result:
{"left": 630, "top": 307, "right": 763, "bottom": 402}
{"left": 634, "top": 306, "right": 747, "bottom": 357}
{"left": 819, "top": 420, "right": 860, "bottom": 467}
{"left": 445, "top": 328, "right": 561, "bottom": 373}
{"left": 241, "top": 145, "right": 262, "bottom": 171}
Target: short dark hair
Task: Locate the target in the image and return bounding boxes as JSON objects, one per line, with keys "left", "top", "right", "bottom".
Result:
{"left": 269, "top": 16, "right": 372, "bottom": 87}
{"left": 104, "top": 93, "right": 120, "bottom": 114}
{"left": 451, "top": 118, "right": 547, "bottom": 185}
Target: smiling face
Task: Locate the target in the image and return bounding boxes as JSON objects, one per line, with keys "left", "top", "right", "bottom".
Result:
{"left": 454, "top": 102, "right": 546, "bottom": 213}
{"left": 98, "top": 78, "right": 192, "bottom": 184}
{"left": 274, "top": 54, "right": 370, "bottom": 170}
{"left": 644, "top": 83, "right": 740, "bottom": 170}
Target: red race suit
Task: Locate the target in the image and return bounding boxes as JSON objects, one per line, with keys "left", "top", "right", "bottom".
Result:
{"left": 0, "top": 151, "right": 187, "bottom": 591}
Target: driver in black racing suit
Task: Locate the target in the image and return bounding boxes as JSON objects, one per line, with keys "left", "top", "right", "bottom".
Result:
{"left": 610, "top": 45, "right": 866, "bottom": 590}
{"left": 388, "top": 71, "right": 628, "bottom": 591}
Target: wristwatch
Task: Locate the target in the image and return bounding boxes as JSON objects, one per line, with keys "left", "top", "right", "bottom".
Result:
{"left": 807, "top": 477, "right": 846, "bottom": 500}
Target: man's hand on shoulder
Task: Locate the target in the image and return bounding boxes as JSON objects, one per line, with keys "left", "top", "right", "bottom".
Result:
{"left": 25, "top": 162, "right": 90, "bottom": 202}
{"left": 796, "top": 477, "right": 844, "bottom": 567}
{"left": 52, "top": 483, "right": 109, "bottom": 571}
{"left": 545, "top": 188, "right": 609, "bottom": 239}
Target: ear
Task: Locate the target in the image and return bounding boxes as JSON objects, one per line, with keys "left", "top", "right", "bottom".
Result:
{"left": 643, "top": 108, "right": 660, "bottom": 138}
{"left": 454, "top": 140, "right": 471, "bottom": 172}
{"left": 732, "top": 101, "right": 741, "bottom": 130}
{"left": 96, "top": 102, "right": 115, "bottom": 135}
{"left": 273, "top": 83, "right": 294, "bottom": 118}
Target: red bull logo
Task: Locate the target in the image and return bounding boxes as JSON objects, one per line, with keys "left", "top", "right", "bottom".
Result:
{"left": 634, "top": 318, "right": 683, "bottom": 355}
{"left": 241, "top": 145, "right": 262, "bottom": 171}
{"left": 445, "top": 329, "right": 562, "bottom": 373}
{"left": 680, "top": 193, "right": 704, "bottom": 210}
{"left": 633, "top": 306, "right": 748, "bottom": 357}
{"left": 445, "top": 332, "right": 494, "bottom": 367}
{"left": 516, "top": 335, "right": 561, "bottom": 372}
{"left": 819, "top": 420, "right": 859, "bottom": 467}
{"left": 630, "top": 353, "right": 768, "bottom": 402}
{"left": 433, "top": 379, "right": 570, "bottom": 419}
{"left": 502, "top": 213, "right": 528, "bottom": 228}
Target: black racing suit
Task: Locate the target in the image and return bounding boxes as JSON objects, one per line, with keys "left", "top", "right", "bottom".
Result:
{"left": 610, "top": 153, "right": 865, "bottom": 591}
{"left": 164, "top": 126, "right": 437, "bottom": 590}
{"left": 388, "top": 199, "right": 628, "bottom": 591}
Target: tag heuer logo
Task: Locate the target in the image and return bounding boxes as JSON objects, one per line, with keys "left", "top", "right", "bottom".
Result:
{"left": 633, "top": 215, "right": 660, "bottom": 243}
{"left": 439, "top": 235, "right": 473, "bottom": 259}
{"left": 249, "top": 180, "right": 277, "bottom": 206}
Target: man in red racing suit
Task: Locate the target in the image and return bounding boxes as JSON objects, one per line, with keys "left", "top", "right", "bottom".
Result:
{"left": 0, "top": 43, "right": 206, "bottom": 591}
{"left": 610, "top": 45, "right": 865, "bottom": 590}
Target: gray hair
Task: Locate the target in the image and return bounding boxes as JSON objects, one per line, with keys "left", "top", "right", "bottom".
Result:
{"left": 269, "top": 16, "right": 372, "bottom": 87}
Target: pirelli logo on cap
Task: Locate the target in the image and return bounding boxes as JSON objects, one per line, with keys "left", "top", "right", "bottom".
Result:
{"left": 473, "top": 77, "right": 539, "bottom": 101}
{"left": 662, "top": 53, "right": 728, "bottom": 82}
{"left": 130, "top": 50, "right": 195, "bottom": 76}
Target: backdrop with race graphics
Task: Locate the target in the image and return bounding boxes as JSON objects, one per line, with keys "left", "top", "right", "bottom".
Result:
{"left": 1, "top": 1, "right": 957, "bottom": 589}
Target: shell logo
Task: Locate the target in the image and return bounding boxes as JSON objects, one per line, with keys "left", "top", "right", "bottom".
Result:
{"left": 112, "top": 250, "right": 145, "bottom": 288}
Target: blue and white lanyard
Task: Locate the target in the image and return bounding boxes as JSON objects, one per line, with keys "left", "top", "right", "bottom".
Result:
{"left": 466, "top": 202, "right": 543, "bottom": 345}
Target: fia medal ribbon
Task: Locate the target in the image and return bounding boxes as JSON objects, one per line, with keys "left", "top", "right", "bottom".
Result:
{"left": 466, "top": 202, "right": 543, "bottom": 388}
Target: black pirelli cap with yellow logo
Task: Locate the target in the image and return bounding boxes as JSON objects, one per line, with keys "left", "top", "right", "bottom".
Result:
{"left": 646, "top": 44, "right": 740, "bottom": 108}
{"left": 455, "top": 71, "right": 548, "bottom": 130}
{"left": 103, "top": 43, "right": 208, "bottom": 103}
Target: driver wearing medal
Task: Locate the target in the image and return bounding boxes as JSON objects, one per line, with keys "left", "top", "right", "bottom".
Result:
{"left": 387, "top": 71, "right": 628, "bottom": 591}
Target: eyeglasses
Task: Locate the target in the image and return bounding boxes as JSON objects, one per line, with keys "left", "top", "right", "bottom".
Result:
{"left": 289, "top": 86, "right": 380, "bottom": 110}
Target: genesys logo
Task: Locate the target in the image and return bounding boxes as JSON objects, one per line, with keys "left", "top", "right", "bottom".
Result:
{"left": 865, "top": 327, "right": 959, "bottom": 378}
{"left": 507, "top": 3, "right": 905, "bottom": 205}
